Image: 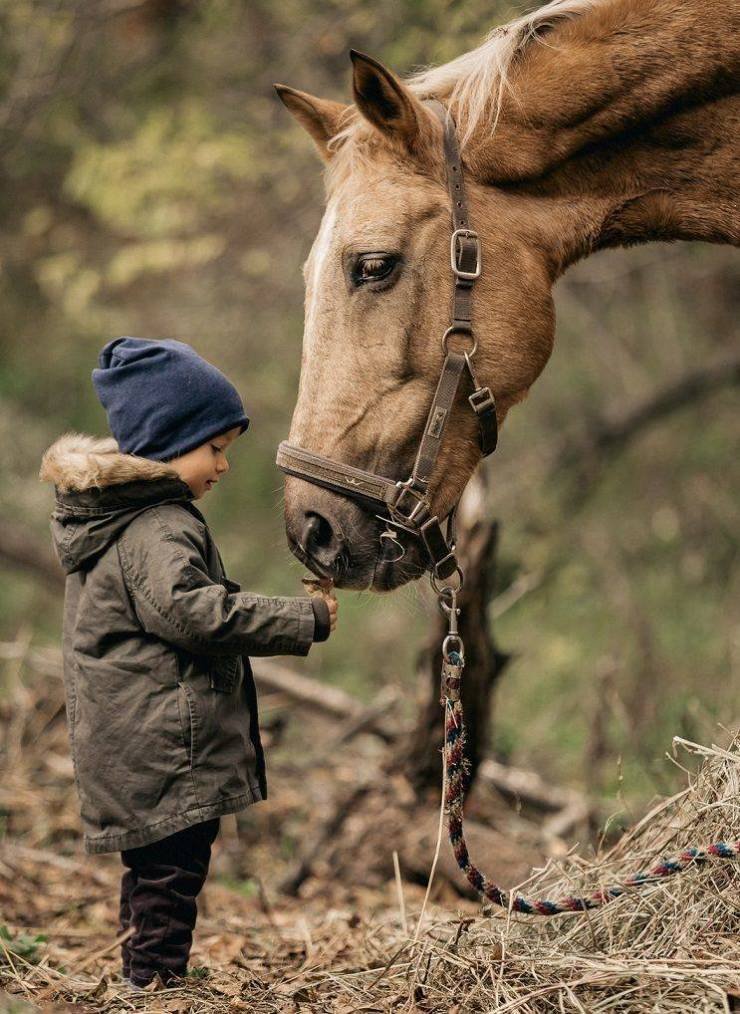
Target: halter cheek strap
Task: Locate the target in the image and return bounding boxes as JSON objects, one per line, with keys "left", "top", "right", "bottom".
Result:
{"left": 276, "top": 101, "right": 497, "bottom": 580}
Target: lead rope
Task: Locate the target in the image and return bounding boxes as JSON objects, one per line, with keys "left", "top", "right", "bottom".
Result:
{"left": 436, "top": 583, "right": 740, "bottom": 915}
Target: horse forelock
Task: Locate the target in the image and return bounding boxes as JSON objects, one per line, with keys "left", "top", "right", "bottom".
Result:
{"left": 325, "top": 121, "right": 381, "bottom": 189}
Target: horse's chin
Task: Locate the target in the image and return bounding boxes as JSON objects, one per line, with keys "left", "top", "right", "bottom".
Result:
{"left": 334, "top": 536, "right": 427, "bottom": 592}
{"left": 370, "top": 556, "right": 427, "bottom": 591}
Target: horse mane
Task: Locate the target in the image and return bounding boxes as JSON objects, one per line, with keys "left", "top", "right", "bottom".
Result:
{"left": 407, "top": 0, "right": 598, "bottom": 147}
{"left": 329, "top": 0, "right": 598, "bottom": 157}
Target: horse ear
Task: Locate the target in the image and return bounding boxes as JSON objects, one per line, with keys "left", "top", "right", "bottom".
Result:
{"left": 274, "top": 85, "right": 348, "bottom": 161}
{"left": 350, "top": 50, "right": 430, "bottom": 153}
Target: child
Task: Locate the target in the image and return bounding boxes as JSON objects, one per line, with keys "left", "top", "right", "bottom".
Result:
{"left": 39, "top": 337, "right": 337, "bottom": 988}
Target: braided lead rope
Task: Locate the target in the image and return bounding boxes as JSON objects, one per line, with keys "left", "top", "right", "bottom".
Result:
{"left": 443, "top": 674, "right": 740, "bottom": 916}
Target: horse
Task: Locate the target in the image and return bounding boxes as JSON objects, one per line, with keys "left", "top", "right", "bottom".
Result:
{"left": 275, "top": 0, "right": 739, "bottom": 592}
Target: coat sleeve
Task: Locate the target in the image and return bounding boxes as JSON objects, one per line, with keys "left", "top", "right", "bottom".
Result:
{"left": 117, "top": 506, "right": 316, "bottom": 658}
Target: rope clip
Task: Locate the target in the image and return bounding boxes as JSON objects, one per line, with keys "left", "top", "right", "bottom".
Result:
{"left": 438, "top": 586, "right": 459, "bottom": 630}
{"left": 439, "top": 587, "right": 464, "bottom": 701}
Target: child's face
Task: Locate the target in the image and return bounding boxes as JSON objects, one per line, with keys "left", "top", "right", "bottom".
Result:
{"left": 168, "top": 426, "right": 241, "bottom": 499}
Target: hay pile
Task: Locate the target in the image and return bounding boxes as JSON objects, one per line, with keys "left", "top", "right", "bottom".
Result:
{"left": 391, "top": 735, "right": 740, "bottom": 1014}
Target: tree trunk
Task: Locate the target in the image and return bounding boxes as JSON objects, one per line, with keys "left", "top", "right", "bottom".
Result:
{"left": 400, "top": 471, "right": 509, "bottom": 795}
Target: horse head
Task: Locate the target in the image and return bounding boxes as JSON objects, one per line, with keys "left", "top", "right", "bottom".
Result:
{"left": 275, "top": 0, "right": 736, "bottom": 590}
{"left": 275, "top": 53, "right": 556, "bottom": 590}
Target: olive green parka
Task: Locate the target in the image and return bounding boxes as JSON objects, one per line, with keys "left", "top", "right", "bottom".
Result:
{"left": 40, "top": 434, "right": 320, "bottom": 854}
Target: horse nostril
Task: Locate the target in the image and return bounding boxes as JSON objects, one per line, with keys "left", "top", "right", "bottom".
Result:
{"left": 302, "top": 511, "right": 343, "bottom": 570}
{"left": 304, "top": 512, "right": 329, "bottom": 549}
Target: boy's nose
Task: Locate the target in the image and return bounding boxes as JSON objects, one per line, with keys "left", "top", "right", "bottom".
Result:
{"left": 301, "top": 511, "right": 344, "bottom": 574}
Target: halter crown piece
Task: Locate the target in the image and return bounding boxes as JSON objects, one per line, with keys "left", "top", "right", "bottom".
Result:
{"left": 276, "top": 100, "right": 498, "bottom": 586}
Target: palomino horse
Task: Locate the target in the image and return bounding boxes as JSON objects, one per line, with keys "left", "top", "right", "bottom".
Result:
{"left": 276, "top": 0, "right": 739, "bottom": 592}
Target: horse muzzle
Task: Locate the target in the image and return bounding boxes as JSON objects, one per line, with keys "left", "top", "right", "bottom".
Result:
{"left": 282, "top": 475, "right": 426, "bottom": 590}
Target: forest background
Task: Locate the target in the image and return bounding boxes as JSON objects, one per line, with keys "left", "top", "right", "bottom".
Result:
{"left": 1, "top": 0, "right": 738, "bottom": 827}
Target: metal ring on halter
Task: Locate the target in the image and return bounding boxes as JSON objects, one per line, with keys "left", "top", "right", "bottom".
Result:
{"left": 430, "top": 566, "right": 464, "bottom": 596}
{"left": 442, "top": 326, "right": 478, "bottom": 357}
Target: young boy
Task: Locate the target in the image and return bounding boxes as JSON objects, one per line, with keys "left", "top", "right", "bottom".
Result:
{"left": 40, "top": 336, "right": 337, "bottom": 988}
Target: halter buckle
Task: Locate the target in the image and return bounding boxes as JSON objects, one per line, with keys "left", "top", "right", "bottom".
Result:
{"left": 450, "top": 229, "right": 481, "bottom": 280}
{"left": 468, "top": 386, "right": 496, "bottom": 416}
{"left": 391, "top": 480, "right": 430, "bottom": 526}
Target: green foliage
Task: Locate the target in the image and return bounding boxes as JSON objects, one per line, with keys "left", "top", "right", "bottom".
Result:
{"left": 221, "top": 877, "right": 260, "bottom": 899}
{"left": 186, "top": 965, "right": 210, "bottom": 979}
{"left": 65, "top": 103, "right": 260, "bottom": 240}
{"left": 0, "top": 925, "right": 48, "bottom": 964}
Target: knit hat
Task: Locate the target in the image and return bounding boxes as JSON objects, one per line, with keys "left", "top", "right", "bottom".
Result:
{"left": 92, "top": 337, "right": 250, "bottom": 461}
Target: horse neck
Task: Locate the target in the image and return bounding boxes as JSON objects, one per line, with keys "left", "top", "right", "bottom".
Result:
{"left": 464, "top": 0, "right": 738, "bottom": 270}
{"left": 464, "top": 0, "right": 739, "bottom": 186}
{"left": 509, "top": 92, "right": 738, "bottom": 277}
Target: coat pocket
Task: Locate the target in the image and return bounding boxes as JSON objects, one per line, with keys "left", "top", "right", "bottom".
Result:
{"left": 209, "top": 655, "right": 241, "bottom": 693}
{"left": 177, "top": 681, "right": 196, "bottom": 758}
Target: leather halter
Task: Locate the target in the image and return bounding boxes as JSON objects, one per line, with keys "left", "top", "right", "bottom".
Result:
{"left": 276, "top": 101, "right": 497, "bottom": 584}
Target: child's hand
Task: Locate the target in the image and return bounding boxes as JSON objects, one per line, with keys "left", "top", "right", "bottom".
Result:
{"left": 302, "top": 577, "right": 338, "bottom": 637}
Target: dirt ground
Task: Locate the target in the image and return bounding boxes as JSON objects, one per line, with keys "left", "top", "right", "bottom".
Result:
{"left": 0, "top": 654, "right": 540, "bottom": 1012}
{"left": 0, "top": 837, "right": 482, "bottom": 1012}
{"left": 4, "top": 653, "right": 737, "bottom": 1013}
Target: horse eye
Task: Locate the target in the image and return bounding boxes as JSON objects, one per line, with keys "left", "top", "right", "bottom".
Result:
{"left": 351, "top": 253, "right": 399, "bottom": 288}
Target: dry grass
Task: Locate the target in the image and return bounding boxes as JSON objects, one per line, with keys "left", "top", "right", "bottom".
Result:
{"left": 1, "top": 735, "right": 738, "bottom": 1012}
{"left": 401, "top": 736, "right": 740, "bottom": 1013}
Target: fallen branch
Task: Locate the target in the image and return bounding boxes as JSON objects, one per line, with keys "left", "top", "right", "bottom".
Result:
{"left": 478, "top": 757, "right": 587, "bottom": 813}
{"left": 0, "top": 641, "right": 397, "bottom": 741}
{"left": 0, "top": 642, "right": 63, "bottom": 678}
{"left": 0, "top": 638, "right": 589, "bottom": 836}
{"left": 254, "top": 661, "right": 396, "bottom": 742}
{"left": 0, "top": 843, "right": 112, "bottom": 888}
{"left": 478, "top": 757, "right": 594, "bottom": 839}
{"left": 330, "top": 686, "right": 399, "bottom": 746}
{"left": 542, "top": 799, "right": 592, "bottom": 840}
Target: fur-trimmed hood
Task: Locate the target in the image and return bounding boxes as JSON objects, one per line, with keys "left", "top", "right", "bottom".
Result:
{"left": 40, "top": 433, "right": 194, "bottom": 574}
{"left": 40, "top": 433, "right": 179, "bottom": 493}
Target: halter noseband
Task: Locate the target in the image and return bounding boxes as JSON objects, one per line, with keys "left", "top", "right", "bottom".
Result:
{"left": 276, "top": 101, "right": 497, "bottom": 584}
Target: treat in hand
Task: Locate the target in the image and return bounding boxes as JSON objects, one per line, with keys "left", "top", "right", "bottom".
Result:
{"left": 301, "top": 576, "right": 338, "bottom": 633}
{"left": 301, "top": 576, "right": 334, "bottom": 597}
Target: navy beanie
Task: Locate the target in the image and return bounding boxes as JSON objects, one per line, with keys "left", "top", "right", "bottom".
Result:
{"left": 92, "top": 337, "right": 250, "bottom": 461}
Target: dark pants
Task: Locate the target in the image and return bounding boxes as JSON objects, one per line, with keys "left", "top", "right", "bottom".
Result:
{"left": 119, "top": 818, "right": 219, "bottom": 986}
